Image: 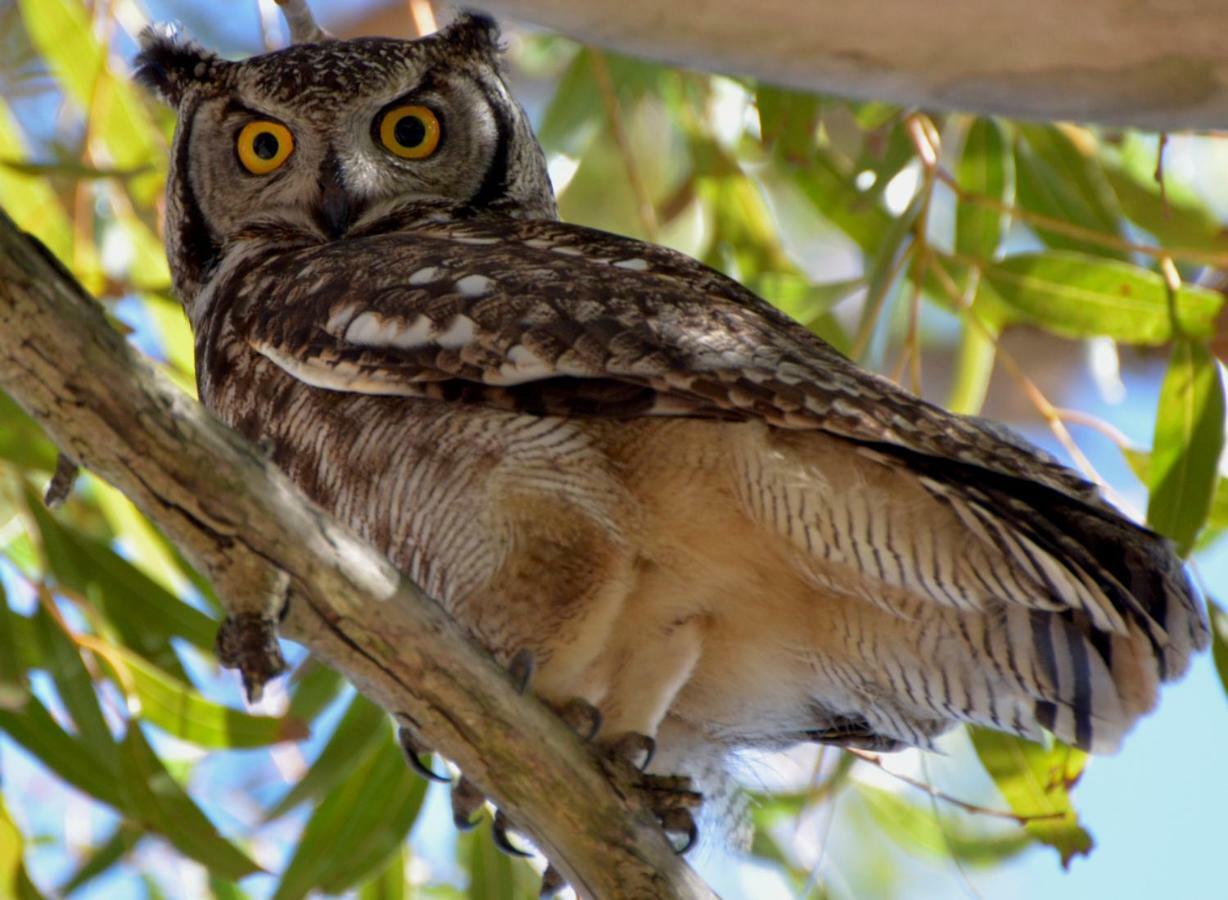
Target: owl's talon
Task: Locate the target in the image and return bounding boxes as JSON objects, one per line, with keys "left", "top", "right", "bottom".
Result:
{"left": 508, "top": 649, "right": 535, "bottom": 694}
{"left": 539, "top": 864, "right": 566, "bottom": 897}
{"left": 451, "top": 775, "right": 486, "bottom": 830}
{"left": 551, "top": 697, "right": 603, "bottom": 742}
{"left": 492, "top": 809, "right": 535, "bottom": 858}
{"left": 604, "top": 731, "right": 656, "bottom": 771}
{"left": 397, "top": 725, "right": 449, "bottom": 782}
{"left": 658, "top": 807, "right": 698, "bottom": 854}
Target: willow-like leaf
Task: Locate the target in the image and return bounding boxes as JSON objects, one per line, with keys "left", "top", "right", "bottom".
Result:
{"left": 970, "top": 729, "right": 1092, "bottom": 868}
{"left": 1147, "top": 340, "right": 1225, "bottom": 555}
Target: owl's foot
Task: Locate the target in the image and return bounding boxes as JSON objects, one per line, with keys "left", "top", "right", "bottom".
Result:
{"left": 397, "top": 723, "right": 449, "bottom": 783}
{"left": 599, "top": 732, "right": 703, "bottom": 854}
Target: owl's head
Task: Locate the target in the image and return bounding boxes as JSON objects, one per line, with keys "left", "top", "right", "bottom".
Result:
{"left": 135, "top": 15, "right": 555, "bottom": 300}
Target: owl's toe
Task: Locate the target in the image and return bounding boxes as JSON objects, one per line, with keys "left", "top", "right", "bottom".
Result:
{"left": 396, "top": 723, "right": 449, "bottom": 782}
{"left": 451, "top": 775, "right": 486, "bottom": 831}
{"left": 492, "top": 809, "right": 535, "bottom": 858}
{"left": 549, "top": 697, "right": 603, "bottom": 741}
{"left": 602, "top": 730, "right": 656, "bottom": 770}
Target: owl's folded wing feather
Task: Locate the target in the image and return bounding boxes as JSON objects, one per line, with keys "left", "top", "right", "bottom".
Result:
{"left": 237, "top": 214, "right": 1208, "bottom": 750}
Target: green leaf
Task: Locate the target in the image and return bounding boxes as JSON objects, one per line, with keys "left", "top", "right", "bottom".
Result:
{"left": 1014, "top": 124, "right": 1125, "bottom": 260}
{"left": 970, "top": 729, "right": 1093, "bottom": 868}
{"left": 1208, "top": 600, "right": 1228, "bottom": 699}
{"left": 117, "top": 726, "right": 261, "bottom": 881}
{"left": 273, "top": 726, "right": 426, "bottom": 900}
{"left": 756, "top": 85, "right": 821, "bottom": 162}
{"left": 955, "top": 118, "right": 1011, "bottom": 263}
{"left": 266, "top": 693, "right": 387, "bottom": 821}
{"left": 463, "top": 828, "right": 539, "bottom": 900}
{"left": 17, "top": 0, "right": 165, "bottom": 203}
{"left": 983, "top": 252, "right": 1223, "bottom": 344}
{"left": 91, "top": 639, "right": 307, "bottom": 749}
{"left": 357, "top": 845, "right": 407, "bottom": 900}
{"left": 852, "top": 186, "right": 926, "bottom": 358}
{"left": 0, "top": 796, "right": 26, "bottom": 900}
{"left": 287, "top": 661, "right": 345, "bottom": 722}
{"left": 789, "top": 144, "right": 897, "bottom": 254}
{"left": 0, "top": 580, "right": 28, "bottom": 710}
{"left": 1147, "top": 340, "right": 1225, "bottom": 555}
{"left": 856, "top": 784, "right": 1032, "bottom": 866}
{"left": 58, "top": 823, "right": 142, "bottom": 897}
{"left": 1102, "top": 154, "right": 1228, "bottom": 255}
{"left": 948, "top": 281, "right": 1008, "bottom": 415}
{"left": 30, "top": 603, "right": 116, "bottom": 760}
{"left": 0, "top": 695, "right": 122, "bottom": 808}
{"left": 27, "top": 500, "right": 215, "bottom": 677}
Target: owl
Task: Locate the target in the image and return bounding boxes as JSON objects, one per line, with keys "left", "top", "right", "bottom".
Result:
{"left": 135, "top": 11, "right": 1207, "bottom": 861}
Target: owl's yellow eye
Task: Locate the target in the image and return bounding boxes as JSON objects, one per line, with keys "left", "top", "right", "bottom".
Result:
{"left": 236, "top": 121, "right": 294, "bottom": 175}
{"left": 378, "top": 105, "right": 441, "bottom": 160}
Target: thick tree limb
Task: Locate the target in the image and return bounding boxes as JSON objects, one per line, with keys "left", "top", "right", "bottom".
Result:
{"left": 0, "top": 209, "right": 716, "bottom": 898}
{"left": 472, "top": 0, "right": 1228, "bottom": 129}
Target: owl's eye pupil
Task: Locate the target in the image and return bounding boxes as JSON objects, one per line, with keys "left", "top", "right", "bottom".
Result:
{"left": 394, "top": 115, "right": 427, "bottom": 149}
{"left": 252, "top": 132, "right": 280, "bottom": 160}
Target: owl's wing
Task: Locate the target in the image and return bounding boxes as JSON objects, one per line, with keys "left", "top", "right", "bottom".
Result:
{"left": 238, "top": 214, "right": 1206, "bottom": 738}
{"left": 243, "top": 216, "right": 1091, "bottom": 496}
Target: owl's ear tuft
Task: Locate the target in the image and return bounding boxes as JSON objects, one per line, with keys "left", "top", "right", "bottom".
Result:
{"left": 134, "top": 25, "right": 223, "bottom": 106}
{"left": 438, "top": 12, "right": 503, "bottom": 57}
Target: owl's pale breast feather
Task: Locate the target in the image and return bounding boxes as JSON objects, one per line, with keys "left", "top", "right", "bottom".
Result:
{"left": 197, "top": 207, "right": 1207, "bottom": 758}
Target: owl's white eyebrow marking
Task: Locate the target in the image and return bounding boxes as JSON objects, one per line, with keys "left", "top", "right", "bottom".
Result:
{"left": 408, "top": 266, "right": 441, "bottom": 285}
{"left": 613, "top": 257, "right": 649, "bottom": 271}
{"left": 325, "top": 303, "right": 361, "bottom": 335}
{"left": 436, "top": 315, "right": 477, "bottom": 349}
{"left": 455, "top": 274, "right": 493, "bottom": 297}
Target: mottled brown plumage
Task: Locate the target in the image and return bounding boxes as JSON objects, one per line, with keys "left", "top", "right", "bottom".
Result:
{"left": 136, "top": 12, "right": 1206, "bottom": 842}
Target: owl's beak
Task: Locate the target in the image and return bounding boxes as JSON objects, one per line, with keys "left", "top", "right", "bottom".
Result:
{"left": 316, "top": 158, "right": 356, "bottom": 240}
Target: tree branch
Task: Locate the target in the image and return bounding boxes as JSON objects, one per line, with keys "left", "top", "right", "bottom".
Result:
{"left": 0, "top": 207, "right": 715, "bottom": 899}
{"left": 475, "top": 0, "right": 1228, "bottom": 130}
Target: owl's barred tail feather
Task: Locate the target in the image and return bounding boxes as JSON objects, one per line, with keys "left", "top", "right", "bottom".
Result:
{"left": 901, "top": 450, "right": 1206, "bottom": 753}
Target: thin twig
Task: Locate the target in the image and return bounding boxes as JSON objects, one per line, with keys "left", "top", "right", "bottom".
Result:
{"left": 589, "top": 49, "right": 659, "bottom": 241}
{"left": 847, "top": 748, "right": 1066, "bottom": 825}
{"left": 936, "top": 168, "right": 1228, "bottom": 268}
{"left": 407, "top": 0, "right": 437, "bottom": 36}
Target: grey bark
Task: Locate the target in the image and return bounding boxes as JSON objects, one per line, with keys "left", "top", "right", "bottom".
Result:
{"left": 469, "top": 0, "right": 1228, "bottom": 130}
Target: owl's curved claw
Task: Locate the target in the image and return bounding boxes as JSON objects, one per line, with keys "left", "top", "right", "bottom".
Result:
{"left": 658, "top": 807, "right": 698, "bottom": 855}
{"left": 396, "top": 725, "right": 450, "bottom": 783}
{"left": 451, "top": 775, "right": 486, "bottom": 831}
{"left": 508, "top": 648, "right": 535, "bottom": 694}
{"left": 550, "top": 697, "right": 603, "bottom": 742}
{"left": 604, "top": 731, "right": 656, "bottom": 771}
{"left": 539, "top": 863, "right": 566, "bottom": 897}
{"left": 492, "top": 809, "right": 535, "bottom": 858}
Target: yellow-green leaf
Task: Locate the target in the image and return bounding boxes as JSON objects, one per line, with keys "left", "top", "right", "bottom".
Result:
{"left": 1147, "top": 340, "right": 1225, "bottom": 555}
{"left": 970, "top": 729, "right": 1093, "bottom": 868}
{"left": 90, "top": 638, "right": 308, "bottom": 749}
{"left": 17, "top": 0, "right": 165, "bottom": 202}
{"left": 956, "top": 118, "right": 1011, "bottom": 263}
{"left": 984, "top": 252, "right": 1223, "bottom": 344}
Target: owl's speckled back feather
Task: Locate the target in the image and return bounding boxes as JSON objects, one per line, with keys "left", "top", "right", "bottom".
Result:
{"left": 137, "top": 14, "right": 1207, "bottom": 803}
